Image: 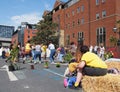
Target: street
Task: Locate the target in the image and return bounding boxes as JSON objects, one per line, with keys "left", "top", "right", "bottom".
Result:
{"left": 0, "top": 59, "right": 82, "bottom": 92}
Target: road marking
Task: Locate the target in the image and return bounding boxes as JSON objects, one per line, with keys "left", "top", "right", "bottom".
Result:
{"left": 44, "top": 69, "right": 64, "bottom": 77}
{"left": 1, "top": 65, "right": 18, "bottom": 81}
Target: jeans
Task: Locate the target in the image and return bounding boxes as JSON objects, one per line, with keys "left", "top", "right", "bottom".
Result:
{"left": 49, "top": 49, "right": 56, "bottom": 62}
{"left": 58, "top": 53, "right": 64, "bottom": 62}
{"left": 34, "top": 51, "right": 41, "bottom": 62}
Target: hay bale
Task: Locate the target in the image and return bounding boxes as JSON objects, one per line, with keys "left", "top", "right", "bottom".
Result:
{"left": 82, "top": 74, "right": 120, "bottom": 92}
{"left": 106, "top": 61, "right": 120, "bottom": 69}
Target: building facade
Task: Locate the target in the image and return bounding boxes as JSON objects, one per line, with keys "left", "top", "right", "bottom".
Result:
{"left": 0, "top": 25, "right": 14, "bottom": 46}
{"left": 12, "top": 22, "right": 38, "bottom": 46}
{"left": 47, "top": 0, "right": 120, "bottom": 47}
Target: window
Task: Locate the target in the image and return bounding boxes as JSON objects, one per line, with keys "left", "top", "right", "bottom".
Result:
{"left": 81, "top": 5, "right": 84, "bottom": 12}
{"left": 68, "top": 23, "right": 70, "bottom": 29}
{"left": 78, "top": 32, "right": 84, "bottom": 39}
{"left": 66, "top": 35, "right": 70, "bottom": 45}
{"left": 66, "top": 13, "right": 70, "bottom": 18}
{"left": 96, "top": 13, "right": 100, "bottom": 19}
{"left": 72, "top": 33, "right": 75, "bottom": 38}
{"left": 96, "top": 27, "right": 106, "bottom": 46}
{"left": 102, "top": 10, "right": 106, "bottom": 17}
{"left": 77, "top": 7, "right": 80, "bottom": 13}
{"left": 81, "top": 18, "right": 84, "bottom": 24}
{"left": 72, "top": 21, "right": 75, "bottom": 27}
{"left": 72, "top": 10, "right": 74, "bottom": 16}
{"left": 77, "top": 19, "right": 80, "bottom": 25}
{"left": 96, "top": 0, "right": 99, "bottom": 5}
{"left": 68, "top": 13, "right": 70, "bottom": 18}
{"left": 102, "top": 0, "right": 106, "bottom": 3}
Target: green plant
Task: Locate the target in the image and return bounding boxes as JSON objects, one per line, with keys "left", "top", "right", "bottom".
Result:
{"left": 6, "top": 45, "right": 19, "bottom": 71}
{"left": 104, "top": 51, "right": 114, "bottom": 60}
{"left": 44, "top": 61, "right": 49, "bottom": 68}
{"left": 109, "top": 35, "right": 118, "bottom": 46}
{"left": 56, "top": 62, "right": 60, "bottom": 68}
{"left": 64, "top": 52, "right": 73, "bottom": 63}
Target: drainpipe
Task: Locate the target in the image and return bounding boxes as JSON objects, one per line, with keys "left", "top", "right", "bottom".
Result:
{"left": 88, "top": 0, "right": 91, "bottom": 46}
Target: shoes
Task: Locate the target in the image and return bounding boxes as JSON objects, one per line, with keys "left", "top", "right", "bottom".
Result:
{"left": 34, "top": 62, "right": 37, "bottom": 64}
{"left": 74, "top": 82, "right": 79, "bottom": 87}
{"left": 51, "top": 62, "right": 55, "bottom": 64}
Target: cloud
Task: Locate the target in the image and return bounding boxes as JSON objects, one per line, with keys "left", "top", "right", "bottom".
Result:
{"left": 11, "top": 12, "right": 42, "bottom": 25}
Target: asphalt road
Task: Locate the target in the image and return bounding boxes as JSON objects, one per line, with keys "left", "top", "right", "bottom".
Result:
{"left": 0, "top": 59, "right": 83, "bottom": 92}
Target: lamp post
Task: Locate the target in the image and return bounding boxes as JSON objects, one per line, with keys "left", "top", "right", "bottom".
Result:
{"left": 113, "top": 27, "right": 120, "bottom": 46}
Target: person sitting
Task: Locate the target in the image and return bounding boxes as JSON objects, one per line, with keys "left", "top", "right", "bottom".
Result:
{"left": 74, "top": 45, "right": 108, "bottom": 87}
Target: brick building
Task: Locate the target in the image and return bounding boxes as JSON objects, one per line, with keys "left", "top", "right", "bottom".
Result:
{"left": 46, "top": 0, "right": 120, "bottom": 47}
{"left": 12, "top": 22, "right": 38, "bottom": 46}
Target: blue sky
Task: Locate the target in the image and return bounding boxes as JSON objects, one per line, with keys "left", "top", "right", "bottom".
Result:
{"left": 0, "top": 0, "right": 68, "bottom": 29}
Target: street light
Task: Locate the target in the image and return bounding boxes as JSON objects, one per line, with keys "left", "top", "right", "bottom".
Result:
{"left": 113, "top": 27, "right": 120, "bottom": 46}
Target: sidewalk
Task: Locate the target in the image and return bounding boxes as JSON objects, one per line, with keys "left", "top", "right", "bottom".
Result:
{"left": 105, "top": 58, "right": 120, "bottom": 62}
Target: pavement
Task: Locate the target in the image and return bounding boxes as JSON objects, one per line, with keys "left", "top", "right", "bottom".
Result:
{"left": 0, "top": 58, "right": 83, "bottom": 92}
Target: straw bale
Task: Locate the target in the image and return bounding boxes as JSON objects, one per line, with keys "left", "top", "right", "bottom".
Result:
{"left": 82, "top": 74, "right": 120, "bottom": 92}
{"left": 106, "top": 61, "right": 120, "bottom": 69}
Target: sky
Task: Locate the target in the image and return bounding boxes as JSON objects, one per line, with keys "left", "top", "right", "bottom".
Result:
{"left": 0, "top": 0, "right": 68, "bottom": 29}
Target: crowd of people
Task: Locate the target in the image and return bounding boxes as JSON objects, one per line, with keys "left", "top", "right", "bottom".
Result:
{"left": 1, "top": 41, "right": 112, "bottom": 88}
{"left": 6, "top": 41, "right": 69, "bottom": 64}
{"left": 0, "top": 46, "right": 10, "bottom": 59}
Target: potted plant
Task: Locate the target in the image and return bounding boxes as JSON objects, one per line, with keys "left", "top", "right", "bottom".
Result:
{"left": 56, "top": 62, "right": 60, "bottom": 68}
{"left": 44, "top": 60, "right": 49, "bottom": 68}
{"left": 6, "top": 44, "right": 19, "bottom": 71}
{"left": 64, "top": 51, "right": 73, "bottom": 63}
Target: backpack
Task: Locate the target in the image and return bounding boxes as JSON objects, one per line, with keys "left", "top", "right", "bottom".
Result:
{"left": 64, "top": 76, "right": 76, "bottom": 88}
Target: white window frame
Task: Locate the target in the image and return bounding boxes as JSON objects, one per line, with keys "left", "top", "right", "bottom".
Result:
{"left": 102, "top": 0, "right": 106, "bottom": 3}
{"left": 96, "top": 13, "right": 100, "bottom": 19}
{"left": 102, "top": 10, "right": 106, "bottom": 18}
{"left": 96, "top": 0, "right": 99, "bottom": 5}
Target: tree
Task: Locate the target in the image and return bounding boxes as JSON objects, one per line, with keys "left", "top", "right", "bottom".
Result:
{"left": 109, "top": 35, "right": 117, "bottom": 46}
{"left": 31, "top": 15, "right": 58, "bottom": 46}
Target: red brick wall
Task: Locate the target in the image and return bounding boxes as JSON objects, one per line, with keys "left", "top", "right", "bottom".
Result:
{"left": 24, "top": 28, "right": 38, "bottom": 45}
{"left": 52, "top": 0, "right": 120, "bottom": 47}
{"left": 12, "top": 33, "right": 18, "bottom": 45}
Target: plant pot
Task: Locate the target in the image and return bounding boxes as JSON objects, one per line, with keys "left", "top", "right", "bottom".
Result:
{"left": 44, "top": 61, "right": 48, "bottom": 68}
{"left": 44, "top": 65, "right": 49, "bottom": 68}
{"left": 30, "top": 64, "right": 34, "bottom": 69}
{"left": 56, "top": 63, "right": 60, "bottom": 68}
{"left": 8, "top": 65, "right": 15, "bottom": 71}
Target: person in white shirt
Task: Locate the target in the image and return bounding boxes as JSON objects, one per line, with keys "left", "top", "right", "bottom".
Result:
{"left": 0, "top": 46, "right": 3, "bottom": 58}
{"left": 99, "top": 44, "right": 105, "bottom": 60}
{"left": 48, "top": 41, "right": 56, "bottom": 64}
{"left": 34, "top": 43, "right": 42, "bottom": 64}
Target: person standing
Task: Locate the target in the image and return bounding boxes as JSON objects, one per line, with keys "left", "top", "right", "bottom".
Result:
{"left": 34, "top": 43, "right": 42, "bottom": 64}
{"left": 0, "top": 46, "right": 3, "bottom": 59}
{"left": 48, "top": 41, "right": 56, "bottom": 64}
{"left": 70, "top": 42, "right": 77, "bottom": 56}
{"left": 57, "top": 45, "right": 65, "bottom": 63}
{"left": 23, "top": 40, "right": 32, "bottom": 63}
{"left": 99, "top": 43, "right": 105, "bottom": 60}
